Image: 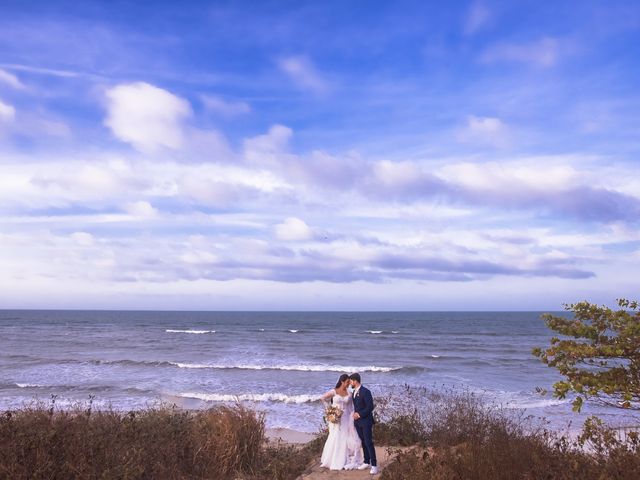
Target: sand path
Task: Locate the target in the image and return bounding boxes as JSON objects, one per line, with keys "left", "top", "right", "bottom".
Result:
{"left": 296, "top": 447, "right": 393, "bottom": 479}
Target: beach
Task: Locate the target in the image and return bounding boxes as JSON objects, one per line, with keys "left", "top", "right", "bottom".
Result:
{"left": 267, "top": 427, "right": 317, "bottom": 444}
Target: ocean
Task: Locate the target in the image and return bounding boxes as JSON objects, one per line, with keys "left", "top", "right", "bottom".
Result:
{"left": 1, "top": 310, "right": 636, "bottom": 432}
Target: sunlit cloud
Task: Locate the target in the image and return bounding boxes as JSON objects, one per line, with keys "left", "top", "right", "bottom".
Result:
{"left": 275, "top": 217, "right": 314, "bottom": 241}
{"left": 104, "top": 82, "right": 192, "bottom": 152}
{"left": 0, "top": 68, "right": 25, "bottom": 89}
{"left": 0, "top": 99, "right": 16, "bottom": 123}
{"left": 457, "top": 115, "right": 509, "bottom": 147}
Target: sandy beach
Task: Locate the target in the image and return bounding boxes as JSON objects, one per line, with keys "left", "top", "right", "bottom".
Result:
{"left": 267, "top": 427, "right": 317, "bottom": 444}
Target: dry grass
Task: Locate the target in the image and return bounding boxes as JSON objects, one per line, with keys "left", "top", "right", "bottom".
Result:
{"left": 0, "top": 397, "right": 320, "bottom": 480}
{"left": 3, "top": 390, "right": 638, "bottom": 479}
{"left": 377, "top": 386, "right": 640, "bottom": 480}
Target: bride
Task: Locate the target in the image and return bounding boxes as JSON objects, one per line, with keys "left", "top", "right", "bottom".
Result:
{"left": 320, "top": 374, "right": 364, "bottom": 470}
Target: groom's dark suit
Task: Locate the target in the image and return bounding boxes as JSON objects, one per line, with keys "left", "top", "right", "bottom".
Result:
{"left": 352, "top": 385, "right": 377, "bottom": 467}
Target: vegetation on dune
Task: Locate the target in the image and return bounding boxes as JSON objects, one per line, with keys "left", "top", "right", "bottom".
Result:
{"left": 0, "top": 398, "right": 322, "bottom": 480}
{"left": 533, "top": 298, "right": 640, "bottom": 412}
{"left": 377, "top": 386, "right": 640, "bottom": 480}
{"left": 2, "top": 388, "right": 639, "bottom": 479}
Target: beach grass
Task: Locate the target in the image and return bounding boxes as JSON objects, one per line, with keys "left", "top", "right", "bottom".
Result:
{"left": 2, "top": 390, "right": 639, "bottom": 479}
{"left": 0, "top": 397, "right": 321, "bottom": 480}
{"left": 375, "top": 386, "right": 640, "bottom": 480}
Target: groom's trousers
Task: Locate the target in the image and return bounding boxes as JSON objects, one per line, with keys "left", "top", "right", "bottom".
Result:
{"left": 355, "top": 420, "right": 377, "bottom": 467}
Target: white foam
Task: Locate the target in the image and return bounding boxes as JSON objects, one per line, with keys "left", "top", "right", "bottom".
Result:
{"left": 288, "top": 329, "right": 299, "bottom": 333}
{"left": 391, "top": 331, "right": 399, "bottom": 334}
{"left": 506, "top": 398, "right": 569, "bottom": 409}
{"left": 169, "top": 362, "right": 399, "bottom": 372}
{"left": 367, "top": 330, "right": 383, "bottom": 334}
{"left": 430, "top": 355, "right": 440, "bottom": 358}
{"left": 16, "top": 383, "right": 42, "bottom": 388}
{"left": 166, "top": 329, "right": 215, "bottom": 334}
{"left": 258, "top": 328, "right": 265, "bottom": 332}
{"left": 179, "top": 392, "right": 321, "bottom": 404}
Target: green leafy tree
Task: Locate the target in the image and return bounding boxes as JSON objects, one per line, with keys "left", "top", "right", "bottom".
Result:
{"left": 533, "top": 299, "right": 640, "bottom": 412}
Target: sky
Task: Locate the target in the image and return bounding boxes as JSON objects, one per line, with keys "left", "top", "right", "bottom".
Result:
{"left": 0, "top": 0, "right": 638, "bottom": 310}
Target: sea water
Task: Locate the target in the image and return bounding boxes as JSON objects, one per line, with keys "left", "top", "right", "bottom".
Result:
{"left": 1, "top": 310, "right": 637, "bottom": 432}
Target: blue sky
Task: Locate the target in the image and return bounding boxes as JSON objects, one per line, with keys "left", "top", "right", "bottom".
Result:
{"left": 0, "top": 0, "right": 638, "bottom": 310}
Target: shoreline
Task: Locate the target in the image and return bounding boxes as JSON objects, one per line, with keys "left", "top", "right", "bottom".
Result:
{"left": 266, "top": 427, "right": 317, "bottom": 444}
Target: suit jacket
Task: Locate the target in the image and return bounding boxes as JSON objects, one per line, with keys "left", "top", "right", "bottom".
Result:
{"left": 352, "top": 385, "right": 375, "bottom": 425}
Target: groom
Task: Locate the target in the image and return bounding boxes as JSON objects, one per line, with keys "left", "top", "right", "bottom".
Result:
{"left": 349, "top": 373, "right": 378, "bottom": 475}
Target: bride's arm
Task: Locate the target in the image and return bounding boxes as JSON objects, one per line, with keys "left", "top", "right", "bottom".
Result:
{"left": 321, "top": 389, "right": 335, "bottom": 407}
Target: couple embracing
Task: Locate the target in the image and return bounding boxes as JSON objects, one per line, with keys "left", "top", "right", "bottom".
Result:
{"left": 320, "top": 373, "right": 378, "bottom": 475}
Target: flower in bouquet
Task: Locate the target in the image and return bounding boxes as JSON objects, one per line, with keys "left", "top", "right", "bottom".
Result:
{"left": 325, "top": 405, "right": 343, "bottom": 424}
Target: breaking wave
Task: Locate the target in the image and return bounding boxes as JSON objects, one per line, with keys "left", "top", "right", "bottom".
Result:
{"left": 169, "top": 362, "right": 402, "bottom": 373}
{"left": 165, "top": 329, "right": 215, "bottom": 334}
{"left": 178, "top": 392, "right": 321, "bottom": 404}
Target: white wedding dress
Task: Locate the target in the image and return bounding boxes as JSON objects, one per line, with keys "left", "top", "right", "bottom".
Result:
{"left": 320, "top": 390, "right": 364, "bottom": 470}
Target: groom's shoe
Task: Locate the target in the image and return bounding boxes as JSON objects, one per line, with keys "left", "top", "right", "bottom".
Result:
{"left": 357, "top": 463, "right": 370, "bottom": 470}
{"left": 370, "top": 466, "right": 379, "bottom": 475}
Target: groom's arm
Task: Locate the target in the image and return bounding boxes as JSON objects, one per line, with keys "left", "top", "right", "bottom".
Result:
{"left": 359, "top": 388, "right": 374, "bottom": 419}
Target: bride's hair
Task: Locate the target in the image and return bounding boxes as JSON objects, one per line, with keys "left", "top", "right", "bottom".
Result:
{"left": 335, "top": 373, "right": 349, "bottom": 389}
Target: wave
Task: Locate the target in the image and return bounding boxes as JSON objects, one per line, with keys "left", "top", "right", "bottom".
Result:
{"left": 169, "top": 362, "right": 401, "bottom": 373}
{"left": 90, "top": 359, "right": 175, "bottom": 368}
{"left": 366, "top": 330, "right": 383, "bottom": 334}
{"left": 510, "top": 398, "right": 569, "bottom": 409}
{"left": 4, "top": 356, "right": 422, "bottom": 376}
{"left": 13, "top": 383, "right": 155, "bottom": 396}
{"left": 166, "top": 329, "right": 215, "bottom": 334}
{"left": 288, "top": 330, "right": 299, "bottom": 333}
{"left": 179, "top": 392, "right": 321, "bottom": 404}
{"left": 16, "top": 357, "right": 413, "bottom": 374}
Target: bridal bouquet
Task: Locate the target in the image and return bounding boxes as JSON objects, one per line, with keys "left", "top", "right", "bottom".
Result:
{"left": 325, "top": 405, "right": 343, "bottom": 424}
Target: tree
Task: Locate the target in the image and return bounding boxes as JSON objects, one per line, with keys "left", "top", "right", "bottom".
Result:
{"left": 533, "top": 299, "right": 640, "bottom": 412}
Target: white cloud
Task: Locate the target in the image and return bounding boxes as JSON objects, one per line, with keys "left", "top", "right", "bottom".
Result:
{"left": 104, "top": 82, "right": 192, "bottom": 152}
{"left": 201, "top": 95, "right": 250, "bottom": 116}
{"left": 372, "top": 160, "right": 422, "bottom": 186}
{"left": 70, "top": 232, "right": 94, "bottom": 246}
{"left": 275, "top": 217, "right": 314, "bottom": 241}
{"left": 0, "top": 69, "right": 25, "bottom": 89}
{"left": 480, "top": 37, "right": 561, "bottom": 67}
{"left": 124, "top": 200, "right": 158, "bottom": 218}
{"left": 457, "top": 115, "right": 508, "bottom": 147}
{"left": 0, "top": 151, "right": 292, "bottom": 214}
{"left": 0, "top": 99, "right": 16, "bottom": 122}
{"left": 244, "top": 124, "right": 293, "bottom": 164}
{"left": 464, "top": 2, "right": 491, "bottom": 35}
{"left": 278, "top": 55, "right": 328, "bottom": 94}
{"left": 438, "top": 161, "right": 578, "bottom": 192}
